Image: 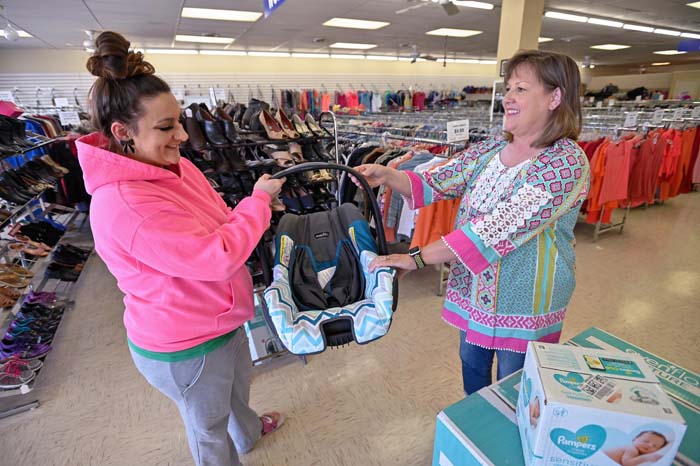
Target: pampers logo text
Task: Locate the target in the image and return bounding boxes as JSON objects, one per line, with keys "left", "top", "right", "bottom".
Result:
{"left": 550, "top": 426, "right": 607, "bottom": 460}
{"left": 556, "top": 436, "right": 598, "bottom": 451}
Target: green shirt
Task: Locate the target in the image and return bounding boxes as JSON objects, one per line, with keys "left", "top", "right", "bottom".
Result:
{"left": 128, "top": 328, "right": 239, "bottom": 362}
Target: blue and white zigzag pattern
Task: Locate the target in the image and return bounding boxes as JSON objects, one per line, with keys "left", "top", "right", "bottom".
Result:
{"left": 264, "top": 249, "right": 396, "bottom": 355}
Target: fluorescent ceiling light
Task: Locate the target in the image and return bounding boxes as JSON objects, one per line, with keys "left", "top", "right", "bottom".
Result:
{"left": 590, "top": 44, "right": 630, "bottom": 50}
{"left": 479, "top": 59, "right": 497, "bottom": 64}
{"left": 85, "top": 48, "right": 95, "bottom": 53}
{"left": 175, "top": 34, "right": 234, "bottom": 44}
{"left": 291, "top": 53, "right": 330, "bottom": 58}
{"left": 587, "top": 18, "right": 623, "bottom": 28}
{"left": 329, "top": 42, "right": 377, "bottom": 50}
{"left": 181, "top": 7, "right": 262, "bottom": 22}
{"left": 687, "top": 1, "right": 700, "bottom": 8}
{"left": 622, "top": 24, "right": 654, "bottom": 33}
{"left": 146, "top": 49, "right": 198, "bottom": 55}
{"left": 200, "top": 50, "right": 247, "bottom": 56}
{"left": 366, "top": 55, "right": 398, "bottom": 61}
{"left": 248, "top": 51, "right": 291, "bottom": 57}
{"left": 681, "top": 32, "right": 700, "bottom": 39}
{"left": 651, "top": 62, "right": 671, "bottom": 66}
{"left": 0, "top": 29, "right": 32, "bottom": 38}
{"left": 538, "top": 37, "right": 553, "bottom": 43}
{"left": 544, "top": 11, "right": 588, "bottom": 22}
{"left": 654, "top": 50, "right": 686, "bottom": 55}
{"left": 331, "top": 54, "right": 366, "bottom": 60}
{"left": 322, "top": 18, "right": 389, "bottom": 30}
{"left": 425, "top": 28, "right": 482, "bottom": 38}
{"left": 452, "top": 58, "right": 480, "bottom": 64}
{"left": 451, "top": 1, "right": 494, "bottom": 10}
{"left": 654, "top": 28, "right": 682, "bottom": 36}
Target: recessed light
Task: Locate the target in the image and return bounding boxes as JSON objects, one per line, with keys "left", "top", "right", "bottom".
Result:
{"left": 654, "top": 28, "right": 682, "bottom": 36}
{"left": 623, "top": 24, "right": 654, "bottom": 33}
{"left": 538, "top": 37, "right": 553, "bottom": 43}
{"left": 687, "top": 1, "right": 700, "bottom": 8}
{"left": 681, "top": 32, "right": 700, "bottom": 39}
{"left": 654, "top": 50, "right": 685, "bottom": 55}
{"left": 651, "top": 62, "right": 671, "bottom": 66}
{"left": 587, "top": 18, "right": 623, "bottom": 28}
{"left": 322, "top": 18, "right": 390, "bottom": 30}
{"left": 291, "top": 53, "right": 330, "bottom": 58}
{"left": 175, "top": 35, "right": 234, "bottom": 44}
{"left": 451, "top": 1, "right": 494, "bottom": 10}
{"left": 329, "top": 42, "right": 377, "bottom": 50}
{"left": 181, "top": 7, "right": 262, "bottom": 22}
{"left": 366, "top": 55, "right": 398, "bottom": 61}
{"left": 654, "top": 50, "right": 686, "bottom": 55}
{"left": 0, "top": 29, "right": 32, "bottom": 38}
{"left": 544, "top": 11, "right": 588, "bottom": 22}
{"left": 200, "top": 50, "right": 247, "bottom": 56}
{"left": 590, "top": 44, "right": 631, "bottom": 50}
{"left": 331, "top": 54, "right": 366, "bottom": 60}
{"left": 248, "top": 51, "right": 291, "bottom": 57}
{"left": 425, "top": 28, "right": 482, "bottom": 38}
{"left": 146, "top": 49, "right": 199, "bottom": 55}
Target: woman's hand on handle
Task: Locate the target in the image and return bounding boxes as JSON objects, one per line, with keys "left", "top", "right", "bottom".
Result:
{"left": 352, "top": 164, "right": 412, "bottom": 197}
{"left": 254, "top": 174, "right": 286, "bottom": 199}
{"left": 369, "top": 254, "right": 416, "bottom": 280}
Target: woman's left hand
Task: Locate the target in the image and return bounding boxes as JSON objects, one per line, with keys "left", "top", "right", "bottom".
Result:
{"left": 369, "top": 254, "right": 417, "bottom": 279}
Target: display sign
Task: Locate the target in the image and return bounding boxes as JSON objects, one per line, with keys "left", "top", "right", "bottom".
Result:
{"left": 54, "top": 97, "right": 69, "bottom": 107}
{"left": 623, "top": 112, "right": 638, "bottom": 127}
{"left": 674, "top": 108, "right": 685, "bottom": 120}
{"left": 596, "top": 101, "right": 603, "bottom": 108}
{"left": 59, "top": 111, "right": 81, "bottom": 126}
{"left": 693, "top": 107, "right": 700, "bottom": 119}
{"left": 264, "top": 0, "right": 285, "bottom": 17}
{"left": 214, "top": 87, "right": 227, "bottom": 102}
{"left": 446, "top": 119, "right": 469, "bottom": 143}
{"left": 0, "top": 90, "right": 16, "bottom": 103}
{"left": 652, "top": 109, "right": 664, "bottom": 124}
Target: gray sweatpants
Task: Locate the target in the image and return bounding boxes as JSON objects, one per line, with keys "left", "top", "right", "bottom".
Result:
{"left": 130, "top": 330, "right": 263, "bottom": 466}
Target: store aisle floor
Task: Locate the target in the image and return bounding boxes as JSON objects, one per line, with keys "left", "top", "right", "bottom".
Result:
{"left": 1, "top": 194, "right": 698, "bottom": 466}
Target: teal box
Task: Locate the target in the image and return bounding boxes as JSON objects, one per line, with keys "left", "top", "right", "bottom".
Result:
{"left": 432, "top": 388, "right": 525, "bottom": 466}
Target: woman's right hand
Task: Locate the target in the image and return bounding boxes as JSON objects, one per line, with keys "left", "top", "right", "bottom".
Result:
{"left": 254, "top": 174, "right": 286, "bottom": 199}
{"left": 352, "top": 164, "right": 396, "bottom": 189}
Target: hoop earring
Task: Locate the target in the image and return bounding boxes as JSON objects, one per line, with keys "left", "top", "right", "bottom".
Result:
{"left": 121, "top": 139, "right": 135, "bottom": 154}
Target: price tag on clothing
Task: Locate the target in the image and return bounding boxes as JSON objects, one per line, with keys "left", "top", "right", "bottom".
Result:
{"left": 623, "top": 112, "right": 639, "bottom": 127}
{"left": 673, "top": 108, "right": 684, "bottom": 120}
{"left": 58, "top": 111, "right": 81, "bottom": 127}
{"left": 596, "top": 101, "right": 603, "bottom": 108}
{"left": 607, "top": 99, "right": 616, "bottom": 106}
{"left": 0, "top": 90, "right": 16, "bottom": 103}
{"left": 446, "top": 119, "right": 469, "bottom": 143}
{"left": 692, "top": 107, "right": 700, "bottom": 118}
{"left": 54, "top": 97, "right": 69, "bottom": 107}
{"left": 652, "top": 109, "right": 664, "bottom": 124}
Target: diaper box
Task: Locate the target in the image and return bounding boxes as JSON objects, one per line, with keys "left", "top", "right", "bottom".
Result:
{"left": 516, "top": 342, "right": 687, "bottom": 466}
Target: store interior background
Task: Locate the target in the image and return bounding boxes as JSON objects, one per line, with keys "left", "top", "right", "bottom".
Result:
{"left": 0, "top": 1, "right": 699, "bottom": 465}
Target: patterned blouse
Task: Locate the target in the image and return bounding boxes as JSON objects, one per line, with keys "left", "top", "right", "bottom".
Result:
{"left": 404, "top": 137, "right": 590, "bottom": 352}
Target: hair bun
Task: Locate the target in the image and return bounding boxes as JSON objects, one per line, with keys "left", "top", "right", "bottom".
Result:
{"left": 86, "top": 31, "right": 155, "bottom": 80}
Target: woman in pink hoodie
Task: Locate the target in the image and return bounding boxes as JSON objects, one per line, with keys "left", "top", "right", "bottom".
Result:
{"left": 77, "top": 31, "right": 285, "bottom": 466}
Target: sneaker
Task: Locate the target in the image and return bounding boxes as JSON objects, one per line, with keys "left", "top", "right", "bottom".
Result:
{"left": 260, "top": 411, "right": 285, "bottom": 436}
{"left": 0, "top": 360, "right": 36, "bottom": 389}
{"left": 0, "top": 354, "right": 42, "bottom": 372}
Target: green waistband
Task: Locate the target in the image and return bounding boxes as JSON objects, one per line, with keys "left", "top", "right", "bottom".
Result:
{"left": 128, "top": 328, "right": 239, "bottom": 362}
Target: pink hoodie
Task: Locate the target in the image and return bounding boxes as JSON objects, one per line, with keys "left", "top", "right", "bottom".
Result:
{"left": 77, "top": 132, "right": 272, "bottom": 352}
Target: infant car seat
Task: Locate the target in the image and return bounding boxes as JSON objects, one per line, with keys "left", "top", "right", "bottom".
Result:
{"left": 263, "top": 163, "right": 398, "bottom": 355}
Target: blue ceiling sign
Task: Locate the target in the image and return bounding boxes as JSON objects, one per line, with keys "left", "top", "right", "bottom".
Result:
{"left": 264, "top": 0, "right": 285, "bottom": 18}
{"left": 678, "top": 39, "right": 700, "bottom": 52}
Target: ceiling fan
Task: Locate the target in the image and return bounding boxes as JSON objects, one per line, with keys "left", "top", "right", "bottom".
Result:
{"left": 408, "top": 45, "right": 439, "bottom": 63}
{"left": 396, "top": 0, "right": 460, "bottom": 16}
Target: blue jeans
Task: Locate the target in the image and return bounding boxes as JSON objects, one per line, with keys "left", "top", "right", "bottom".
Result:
{"left": 460, "top": 330, "right": 526, "bottom": 395}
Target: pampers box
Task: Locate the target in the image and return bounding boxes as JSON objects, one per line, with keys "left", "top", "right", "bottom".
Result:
{"left": 516, "top": 342, "right": 687, "bottom": 466}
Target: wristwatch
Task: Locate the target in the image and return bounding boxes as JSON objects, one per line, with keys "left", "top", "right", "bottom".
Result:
{"left": 408, "top": 246, "right": 426, "bottom": 269}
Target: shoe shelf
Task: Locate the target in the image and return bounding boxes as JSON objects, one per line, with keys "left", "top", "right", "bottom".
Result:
{"left": 1, "top": 136, "right": 61, "bottom": 158}
{"left": 0, "top": 199, "right": 91, "bottom": 416}
{"left": 0, "top": 189, "right": 50, "bottom": 233}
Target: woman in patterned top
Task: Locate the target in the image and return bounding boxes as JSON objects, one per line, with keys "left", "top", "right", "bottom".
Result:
{"left": 355, "top": 50, "right": 590, "bottom": 394}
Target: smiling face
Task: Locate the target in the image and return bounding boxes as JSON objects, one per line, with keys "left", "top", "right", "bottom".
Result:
{"left": 633, "top": 431, "right": 666, "bottom": 454}
{"left": 503, "top": 64, "right": 560, "bottom": 144}
{"left": 114, "top": 92, "right": 188, "bottom": 167}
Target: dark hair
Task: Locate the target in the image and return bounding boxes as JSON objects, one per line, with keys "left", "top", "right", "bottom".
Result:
{"left": 635, "top": 431, "right": 668, "bottom": 447}
{"left": 86, "top": 31, "right": 170, "bottom": 139}
{"left": 503, "top": 50, "right": 582, "bottom": 148}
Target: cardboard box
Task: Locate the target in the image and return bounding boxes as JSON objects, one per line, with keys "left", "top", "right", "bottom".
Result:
{"left": 516, "top": 342, "right": 687, "bottom": 466}
{"left": 433, "top": 388, "right": 525, "bottom": 466}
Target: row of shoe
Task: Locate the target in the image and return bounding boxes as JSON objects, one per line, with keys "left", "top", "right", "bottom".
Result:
{"left": 9, "top": 218, "right": 66, "bottom": 248}
{"left": 0, "top": 156, "right": 67, "bottom": 206}
{"left": 0, "top": 115, "right": 35, "bottom": 156}
{"left": 280, "top": 185, "right": 336, "bottom": 215}
{"left": 0, "top": 263, "right": 33, "bottom": 292}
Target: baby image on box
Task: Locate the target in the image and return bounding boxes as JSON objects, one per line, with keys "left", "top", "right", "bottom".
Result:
{"left": 604, "top": 429, "right": 671, "bottom": 466}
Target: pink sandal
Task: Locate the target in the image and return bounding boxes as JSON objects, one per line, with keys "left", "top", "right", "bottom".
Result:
{"left": 260, "top": 411, "right": 285, "bottom": 436}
